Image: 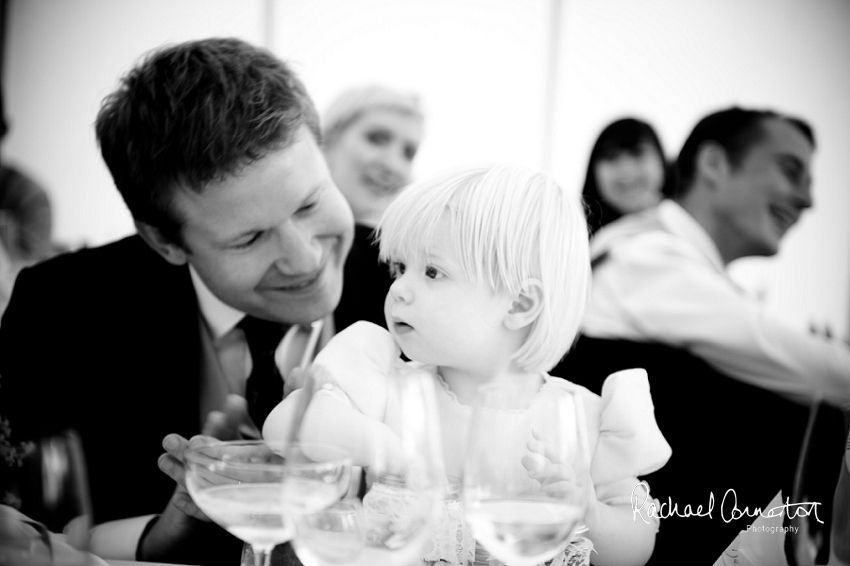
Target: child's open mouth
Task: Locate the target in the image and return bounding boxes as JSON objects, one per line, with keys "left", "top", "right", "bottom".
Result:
{"left": 393, "top": 320, "right": 414, "bottom": 334}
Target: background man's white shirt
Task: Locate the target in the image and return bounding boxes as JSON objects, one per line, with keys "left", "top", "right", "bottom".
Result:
{"left": 584, "top": 200, "right": 850, "bottom": 409}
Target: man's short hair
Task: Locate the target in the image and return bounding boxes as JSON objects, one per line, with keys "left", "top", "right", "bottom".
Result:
{"left": 377, "top": 165, "right": 591, "bottom": 373}
{"left": 675, "top": 106, "right": 815, "bottom": 197}
{"left": 95, "top": 37, "right": 320, "bottom": 244}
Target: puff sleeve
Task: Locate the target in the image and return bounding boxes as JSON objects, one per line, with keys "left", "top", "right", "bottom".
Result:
{"left": 588, "top": 368, "right": 672, "bottom": 507}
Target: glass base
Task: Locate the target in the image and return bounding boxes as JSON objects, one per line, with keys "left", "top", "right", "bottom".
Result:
{"left": 241, "top": 542, "right": 301, "bottom": 566}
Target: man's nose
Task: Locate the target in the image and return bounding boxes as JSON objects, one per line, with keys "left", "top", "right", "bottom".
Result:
{"left": 272, "top": 226, "right": 323, "bottom": 273}
{"left": 794, "top": 179, "right": 814, "bottom": 210}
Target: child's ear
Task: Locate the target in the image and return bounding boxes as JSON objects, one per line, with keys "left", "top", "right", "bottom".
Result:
{"left": 504, "top": 279, "right": 543, "bottom": 330}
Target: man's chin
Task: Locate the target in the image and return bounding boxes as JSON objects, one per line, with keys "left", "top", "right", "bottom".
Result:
{"left": 263, "top": 274, "right": 343, "bottom": 324}
{"left": 751, "top": 240, "right": 780, "bottom": 258}
{"left": 257, "top": 295, "right": 338, "bottom": 326}
{"left": 271, "top": 310, "right": 332, "bottom": 327}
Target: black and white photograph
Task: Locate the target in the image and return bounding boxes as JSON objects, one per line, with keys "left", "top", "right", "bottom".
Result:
{"left": 1, "top": 1, "right": 848, "bottom": 565}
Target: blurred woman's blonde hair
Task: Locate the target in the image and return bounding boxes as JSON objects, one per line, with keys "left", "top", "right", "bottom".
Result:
{"left": 322, "top": 85, "right": 423, "bottom": 149}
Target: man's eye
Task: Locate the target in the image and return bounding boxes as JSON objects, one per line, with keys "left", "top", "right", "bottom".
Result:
{"left": 782, "top": 166, "right": 802, "bottom": 185}
{"left": 298, "top": 200, "right": 317, "bottom": 214}
{"left": 233, "top": 232, "right": 262, "bottom": 249}
{"left": 404, "top": 144, "right": 418, "bottom": 161}
{"left": 389, "top": 261, "right": 406, "bottom": 278}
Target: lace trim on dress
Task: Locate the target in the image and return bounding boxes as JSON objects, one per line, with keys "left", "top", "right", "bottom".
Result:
{"left": 432, "top": 368, "right": 463, "bottom": 406}
{"left": 431, "top": 369, "right": 554, "bottom": 413}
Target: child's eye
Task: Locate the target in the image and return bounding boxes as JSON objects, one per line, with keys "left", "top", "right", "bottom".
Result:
{"left": 425, "top": 265, "right": 443, "bottom": 279}
{"left": 388, "top": 261, "right": 406, "bottom": 279}
{"left": 366, "top": 130, "right": 391, "bottom": 146}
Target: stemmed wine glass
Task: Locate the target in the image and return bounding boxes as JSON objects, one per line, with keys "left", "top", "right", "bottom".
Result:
{"left": 184, "top": 440, "right": 352, "bottom": 566}
{"left": 291, "top": 362, "right": 445, "bottom": 566}
{"left": 463, "top": 384, "right": 590, "bottom": 566}
{"left": 1, "top": 429, "right": 94, "bottom": 566}
{"left": 290, "top": 499, "right": 366, "bottom": 565}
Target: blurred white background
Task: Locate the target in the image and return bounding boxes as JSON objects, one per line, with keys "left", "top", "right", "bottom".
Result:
{"left": 3, "top": 0, "right": 849, "bottom": 336}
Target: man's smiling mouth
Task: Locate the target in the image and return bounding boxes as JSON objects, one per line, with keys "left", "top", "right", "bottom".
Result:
{"left": 769, "top": 205, "right": 797, "bottom": 233}
{"left": 274, "top": 265, "right": 324, "bottom": 292}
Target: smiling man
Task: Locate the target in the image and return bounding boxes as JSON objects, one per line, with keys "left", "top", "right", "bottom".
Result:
{"left": 0, "top": 38, "right": 382, "bottom": 565}
{"left": 582, "top": 106, "right": 850, "bottom": 408}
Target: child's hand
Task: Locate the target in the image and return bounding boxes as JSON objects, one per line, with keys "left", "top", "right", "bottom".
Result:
{"left": 522, "top": 429, "right": 602, "bottom": 531}
{"left": 521, "top": 429, "right": 589, "bottom": 502}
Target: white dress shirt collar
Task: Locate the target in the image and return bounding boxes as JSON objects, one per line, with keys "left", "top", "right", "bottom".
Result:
{"left": 657, "top": 200, "right": 726, "bottom": 273}
{"left": 189, "top": 265, "right": 245, "bottom": 340}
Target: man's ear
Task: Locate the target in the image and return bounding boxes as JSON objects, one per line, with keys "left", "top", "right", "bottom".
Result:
{"left": 135, "top": 221, "right": 188, "bottom": 266}
{"left": 694, "top": 141, "right": 731, "bottom": 189}
{"left": 504, "top": 279, "right": 543, "bottom": 331}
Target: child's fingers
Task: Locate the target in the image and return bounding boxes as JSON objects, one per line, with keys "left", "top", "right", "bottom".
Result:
{"left": 541, "top": 480, "right": 578, "bottom": 498}
{"left": 523, "top": 459, "right": 580, "bottom": 499}
{"left": 521, "top": 453, "right": 546, "bottom": 475}
{"left": 522, "top": 452, "right": 575, "bottom": 485}
{"left": 532, "top": 462, "right": 576, "bottom": 484}
{"left": 527, "top": 429, "right": 567, "bottom": 465}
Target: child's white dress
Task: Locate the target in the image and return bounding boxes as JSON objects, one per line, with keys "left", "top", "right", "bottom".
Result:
{"left": 264, "top": 322, "right": 672, "bottom": 566}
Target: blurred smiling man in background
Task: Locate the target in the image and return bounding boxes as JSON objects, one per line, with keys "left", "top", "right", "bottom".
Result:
{"left": 584, "top": 106, "right": 850, "bottom": 407}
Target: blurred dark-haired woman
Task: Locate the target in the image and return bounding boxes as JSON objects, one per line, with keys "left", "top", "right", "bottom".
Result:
{"left": 581, "top": 118, "right": 674, "bottom": 236}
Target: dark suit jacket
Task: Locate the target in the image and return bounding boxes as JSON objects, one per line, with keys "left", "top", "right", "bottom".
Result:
{"left": 1, "top": 236, "right": 203, "bottom": 521}
{"left": 0, "top": 233, "right": 393, "bottom": 564}
{"left": 333, "top": 223, "right": 391, "bottom": 332}
{"left": 0, "top": 235, "right": 239, "bottom": 563}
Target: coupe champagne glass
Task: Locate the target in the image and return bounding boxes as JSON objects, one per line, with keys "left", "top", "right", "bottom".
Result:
{"left": 292, "top": 362, "right": 445, "bottom": 566}
{"left": 463, "top": 384, "right": 590, "bottom": 566}
{"left": 184, "top": 440, "right": 351, "bottom": 566}
{"left": 1, "top": 429, "right": 93, "bottom": 566}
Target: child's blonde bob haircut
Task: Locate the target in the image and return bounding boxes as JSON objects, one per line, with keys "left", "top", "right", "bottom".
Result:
{"left": 377, "top": 165, "right": 591, "bottom": 374}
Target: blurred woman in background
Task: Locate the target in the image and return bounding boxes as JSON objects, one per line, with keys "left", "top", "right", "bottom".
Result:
{"left": 581, "top": 117, "right": 674, "bottom": 236}
{"left": 322, "top": 84, "right": 424, "bottom": 227}
{"left": 325, "top": 85, "right": 424, "bottom": 331}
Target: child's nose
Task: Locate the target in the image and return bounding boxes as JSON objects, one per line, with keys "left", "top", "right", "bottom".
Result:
{"left": 389, "top": 277, "right": 413, "bottom": 303}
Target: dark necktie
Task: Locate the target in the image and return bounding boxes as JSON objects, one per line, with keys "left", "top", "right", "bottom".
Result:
{"left": 238, "top": 315, "right": 288, "bottom": 429}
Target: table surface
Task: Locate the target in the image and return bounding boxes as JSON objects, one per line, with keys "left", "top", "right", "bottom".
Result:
{"left": 104, "top": 560, "right": 190, "bottom": 566}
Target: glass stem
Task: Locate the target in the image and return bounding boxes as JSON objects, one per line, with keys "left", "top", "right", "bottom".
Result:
{"left": 251, "top": 544, "right": 273, "bottom": 566}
